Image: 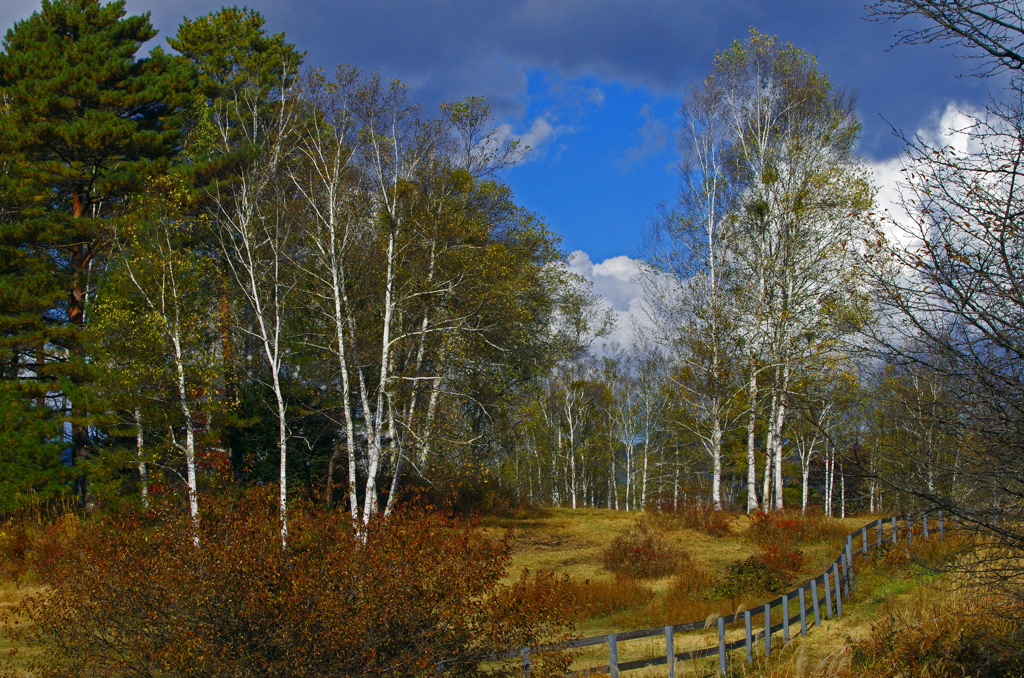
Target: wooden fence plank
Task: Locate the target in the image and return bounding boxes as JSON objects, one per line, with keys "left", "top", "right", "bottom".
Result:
{"left": 824, "top": 570, "right": 834, "bottom": 618}
{"left": 718, "top": 616, "right": 726, "bottom": 676}
{"left": 744, "top": 610, "right": 752, "bottom": 663}
{"left": 665, "top": 626, "right": 674, "bottom": 678}
{"left": 846, "top": 536, "right": 854, "bottom": 582}
{"left": 811, "top": 578, "right": 821, "bottom": 626}
{"left": 782, "top": 593, "right": 790, "bottom": 642}
{"left": 609, "top": 633, "right": 618, "bottom": 678}
{"left": 834, "top": 562, "right": 843, "bottom": 616}
{"left": 799, "top": 586, "right": 807, "bottom": 635}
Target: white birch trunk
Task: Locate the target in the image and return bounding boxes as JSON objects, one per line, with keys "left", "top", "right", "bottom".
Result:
{"left": 135, "top": 406, "right": 148, "bottom": 509}
{"left": 746, "top": 371, "right": 760, "bottom": 513}
{"left": 773, "top": 363, "right": 790, "bottom": 511}
{"left": 711, "top": 412, "right": 723, "bottom": 510}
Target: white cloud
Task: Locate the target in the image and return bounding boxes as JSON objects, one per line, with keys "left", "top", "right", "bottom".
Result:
{"left": 496, "top": 114, "right": 576, "bottom": 162}
{"left": 868, "top": 101, "right": 985, "bottom": 249}
{"left": 567, "top": 250, "right": 655, "bottom": 352}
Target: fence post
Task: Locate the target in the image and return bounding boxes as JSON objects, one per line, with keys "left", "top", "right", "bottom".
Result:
{"left": 834, "top": 562, "right": 843, "bottom": 616}
{"left": 939, "top": 512, "right": 944, "bottom": 540}
{"left": 824, "top": 571, "right": 834, "bottom": 618}
{"left": 782, "top": 593, "right": 790, "bottom": 642}
{"left": 718, "top": 616, "right": 727, "bottom": 676}
{"left": 811, "top": 578, "right": 821, "bottom": 626}
{"left": 799, "top": 587, "right": 807, "bottom": 635}
{"left": 861, "top": 526, "right": 868, "bottom": 557}
{"left": 877, "top": 518, "right": 882, "bottom": 549}
{"left": 665, "top": 625, "right": 675, "bottom": 678}
{"left": 923, "top": 515, "right": 929, "bottom": 540}
{"left": 764, "top": 603, "right": 772, "bottom": 657}
{"left": 907, "top": 515, "right": 913, "bottom": 548}
{"left": 846, "top": 535, "right": 854, "bottom": 584}
{"left": 609, "top": 633, "right": 619, "bottom": 678}
{"left": 744, "top": 610, "right": 752, "bottom": 663}
{"left": 892, "top": 515, "right": 898, "bottom": 544}
{"left": 839, "top": 555, "right": 847, "bottom": 600}
{"left": 521, "top": 648, "right": 530, "bottom": 678}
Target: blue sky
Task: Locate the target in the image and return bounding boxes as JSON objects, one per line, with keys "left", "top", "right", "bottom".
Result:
{"left": 1, "top": 0, "right": 1000, "bottom": 325}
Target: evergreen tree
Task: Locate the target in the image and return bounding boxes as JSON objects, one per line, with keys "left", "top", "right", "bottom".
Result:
{"left": 0, "top": 0, "right": 193, "bottom": 512}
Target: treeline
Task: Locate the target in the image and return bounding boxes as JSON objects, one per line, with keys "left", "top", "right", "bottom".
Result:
{"left": 0, "top": 1, "right": 604, "bottom": 529}
{"left": 3, "top": 0, "right": 1024, "bottom": 549}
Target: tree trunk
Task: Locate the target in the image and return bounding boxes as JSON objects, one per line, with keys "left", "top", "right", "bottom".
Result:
{"left": 746, "top": 371, "right": 760, "bottom": 513}
{"left": 135, "top": 406, "right": 148, "bottom": 509}
{"left": 773, "top": 363, "right": 790, "bottom": 511}
{"left": 711, "top": 411, "right": 723, "bottom": 510}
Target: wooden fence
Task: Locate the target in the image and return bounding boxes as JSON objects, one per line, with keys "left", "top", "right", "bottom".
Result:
{"left": 491, "top": 512, "right": 951, "bottom": 677}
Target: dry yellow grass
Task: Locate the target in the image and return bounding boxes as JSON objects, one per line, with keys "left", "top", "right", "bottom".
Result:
{"left": 0, "top": 582, "right": 47, "bottom": 677}
{"left": 481, "top": 509, "right": 947, "bottom": 677}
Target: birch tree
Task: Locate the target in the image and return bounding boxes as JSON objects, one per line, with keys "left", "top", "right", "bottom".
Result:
{"left": 641, "top": 76, "right": 744, "bottom": 511}
{"left": 171, "top": 7, "right": 303, "bottom": 543}
{"left": 711, "top": 30, "right": 873, "bottom": 510}
{"left": 95, "top": 177, "right": 220, "bottom": 538}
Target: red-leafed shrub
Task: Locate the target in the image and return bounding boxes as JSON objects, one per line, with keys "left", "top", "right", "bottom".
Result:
{"left": 568, "top": 573, "right": 654, "bottom": 618}
{"left": 714, "top": 513, "right": 808, "bottom": 597}
{"left": 3, "top": 490, "right": 576, "bottom": 677}
{"left": 755, "top": 540, "right": 804, "bottom": 576}
{"left": 747, "top": 510, "right": 846, "bottom": 545}
{"left": 646, "top": 499, "right": 735, "bottom": 537}
{"left": 602, "top": 519, "right": 681, "bottom": 578}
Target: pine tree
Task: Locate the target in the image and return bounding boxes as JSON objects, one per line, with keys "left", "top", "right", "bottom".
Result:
{"left": 0, "top": 0, "right": 193, "bottom": 512}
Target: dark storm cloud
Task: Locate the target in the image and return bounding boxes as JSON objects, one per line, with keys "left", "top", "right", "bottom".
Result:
{"left": 1, "top": 0, "right": 998, "bottom": 157}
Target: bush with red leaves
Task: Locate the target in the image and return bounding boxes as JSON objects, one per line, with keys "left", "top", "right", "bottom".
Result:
{"left": 602, "top": 519, "right": 681, "bottom": 579}
{"left": 3, "top": 490, "right": 576, "bottom": 677}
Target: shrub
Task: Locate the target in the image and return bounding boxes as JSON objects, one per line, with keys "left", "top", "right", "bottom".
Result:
{"left": 747, "top": 509, "right": 845, "bottom": 545}
{"left": 646, "top": 501, "right": 734, "bottom": 537}
{"left": 3, "top": 489, "right": 576, "bottom": 677}
{"left": 602, "top": 519, "right": 681, "bottom": 578}
{"left": 713, "top": 541, "right": 804, "bottom": 598}
{"left": 713, "top": 556, "right": 786, "bottom": 598}
{"left": 568, "top": 573, "right": 654, "bottom": 619}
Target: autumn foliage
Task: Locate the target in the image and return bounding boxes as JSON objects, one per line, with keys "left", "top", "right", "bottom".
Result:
{"left": 601, "top": 518, "right": 682, "bottom": 579}
{"left": 3, "top": 490, "right": 577, "bottom": 677}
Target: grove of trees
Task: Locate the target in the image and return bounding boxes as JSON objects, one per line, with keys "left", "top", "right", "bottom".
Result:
{"left": 4, "top": 0, "right": 1024, "bottom": 671}
{"left": 0, "top": 1, "right": 600, "bottom": 533}
{"left": 1, "top": 0, "right": 1022, "bottom": 597}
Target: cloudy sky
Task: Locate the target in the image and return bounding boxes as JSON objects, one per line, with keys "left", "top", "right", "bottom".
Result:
{"left": 1, "top": 0, "right": 1000, "bottom": 342}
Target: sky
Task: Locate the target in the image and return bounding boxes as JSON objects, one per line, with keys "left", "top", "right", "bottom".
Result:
{"left": 1, "top": 0, "right": 1002, "bottom": 346}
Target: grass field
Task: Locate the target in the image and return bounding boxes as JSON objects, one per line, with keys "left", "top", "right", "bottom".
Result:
{"left": 479, "top": 507, "right": 955, "bottom": 677}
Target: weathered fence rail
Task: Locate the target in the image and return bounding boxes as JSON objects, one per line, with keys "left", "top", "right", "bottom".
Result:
{"left": 496, "top": 512, "right": 951, "bottom": 677}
